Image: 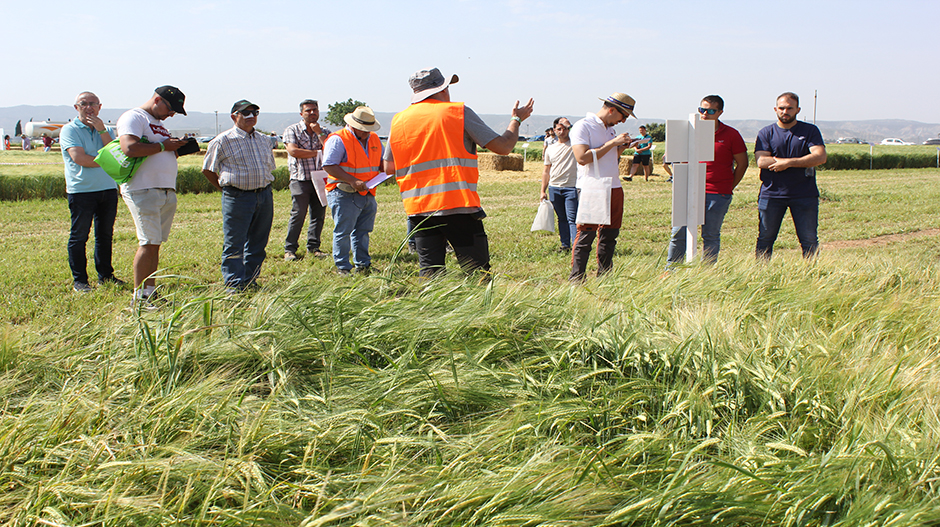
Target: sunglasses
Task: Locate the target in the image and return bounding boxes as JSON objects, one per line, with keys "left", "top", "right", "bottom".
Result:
{"left": 698, "top": 107, "right": 718, "bottom": 115}
{"left": 238, "top": 110, "right": 259, "bottom": 117}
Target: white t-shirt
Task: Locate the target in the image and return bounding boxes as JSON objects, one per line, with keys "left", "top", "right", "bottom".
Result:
{"left": 569, "top": 112, "right": 622, "bottom": 190}
{"left": 543, "top": 141, "right": 577, "bottom": 188}
{"left": 116, "top": 108, "right": 178, "bottom": 191}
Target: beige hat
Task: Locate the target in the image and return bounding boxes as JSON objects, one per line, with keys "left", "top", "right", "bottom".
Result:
{"left": 344, "top": 106, "right": 381, "bottom": 132}
{"left": 598, "top": 92, "right": 637, "bottom": 119}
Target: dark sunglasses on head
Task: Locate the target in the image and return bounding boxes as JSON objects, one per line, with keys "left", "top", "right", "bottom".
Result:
{"left": 698, "top": 107, "right": 718, "bottom": 115}
{"left": 238, "top": 110, "right": 259, "bottom": 117}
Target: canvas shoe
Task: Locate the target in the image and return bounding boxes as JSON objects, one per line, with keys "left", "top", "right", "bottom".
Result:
{"left": 73, "top": 281, "right": 92, "bottom": 293}
{"left": 99, "top": 275, "right": 126, "bottom": 286}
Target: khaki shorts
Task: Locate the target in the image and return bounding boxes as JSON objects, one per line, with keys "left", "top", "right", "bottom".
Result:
{"left": 122, "top": 188, "right": 177, "bottom": 245}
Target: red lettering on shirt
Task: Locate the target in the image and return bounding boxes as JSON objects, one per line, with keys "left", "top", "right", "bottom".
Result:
{"left": 149, "top": 123, "right": 171, "bottom": 138}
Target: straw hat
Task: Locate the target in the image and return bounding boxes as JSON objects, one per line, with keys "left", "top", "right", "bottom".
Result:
{"left": 344, "top": 106, "right": 381, "bottom": 132}
{"left": 598, "top": 92, "right": 637, "bottom": 119}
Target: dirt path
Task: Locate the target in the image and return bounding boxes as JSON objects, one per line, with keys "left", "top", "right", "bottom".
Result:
{"left": 824, "top": 228, "right": 940, "bottom": 249}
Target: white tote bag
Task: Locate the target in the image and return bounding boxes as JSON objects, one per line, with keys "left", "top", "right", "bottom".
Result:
{"left": 531, "top": 199, "right": 555, "bottom": 232}
{"left": 575, "top": 150, "right": 612, "bottom": 225}
{"left": 311, "top": 150, "right": 329, "bottom": 207}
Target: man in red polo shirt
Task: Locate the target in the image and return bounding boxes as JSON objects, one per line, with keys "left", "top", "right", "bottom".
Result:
{"left": 667, "top": 94, "right": 748, "bottom": 264}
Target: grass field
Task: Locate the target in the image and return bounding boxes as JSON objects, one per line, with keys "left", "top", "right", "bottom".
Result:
{"left": 1, "top": 149, "right": 940, "bottom": 525}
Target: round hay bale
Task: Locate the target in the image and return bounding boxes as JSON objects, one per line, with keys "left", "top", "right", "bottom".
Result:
{"left": 478, "top": 152, "right": 524, "bottom": 171}
{"left": 619, "top": 155, "right": 632, "bottom": 176}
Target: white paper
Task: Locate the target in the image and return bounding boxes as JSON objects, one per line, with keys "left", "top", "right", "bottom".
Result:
{"left": 366, "top": 172, "right": 393, "bottom": 189}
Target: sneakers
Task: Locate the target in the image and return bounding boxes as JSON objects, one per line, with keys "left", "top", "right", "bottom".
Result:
{"left": 335, "top": 268, "right": 351, "bottom": 276}
{"left": 99, "top": 275, "right": 126, "bottom": 286}
{"left": 311, "top": 250, "right": 327, "bottom": 258}
{"left": 284, "top": 251, "right": 302, "bottom": 262}
{"left": 355, "top": 266, "right": 372, "bottom": 276}
{"left": 73, "top": 281, "right": 92, "bottom": 293}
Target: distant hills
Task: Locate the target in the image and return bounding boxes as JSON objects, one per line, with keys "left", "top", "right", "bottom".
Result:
{"left": 3, "top": 105, "right": 939, "bottom": 144}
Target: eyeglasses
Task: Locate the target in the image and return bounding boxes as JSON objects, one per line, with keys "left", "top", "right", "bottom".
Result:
{"left": 238, "top": 110, "right": 259, "bottom": 117}
{"left": 77, "top": 101, "right": 100, "bottom": 108}
{"left": 698, "top": 107, "right": 718, "bottom": 115}
{"left": 613, "top": 107, "right": 629, "bottom": 120}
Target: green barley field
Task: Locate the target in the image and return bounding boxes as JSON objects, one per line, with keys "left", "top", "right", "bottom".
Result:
{"left": 1, "top": 148, "right": 939, "bottom": 525}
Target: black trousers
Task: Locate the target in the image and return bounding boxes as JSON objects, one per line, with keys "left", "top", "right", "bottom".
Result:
{"left": 411, "top": 213, "right": 490, "bottom": 277}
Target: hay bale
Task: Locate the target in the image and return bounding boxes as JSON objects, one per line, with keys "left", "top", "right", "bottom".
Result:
{"left": 478, "top": 152, "right": 524, "bottom": 171}
{"left": 619, "top": 156, "right": 632, "bottom": 176}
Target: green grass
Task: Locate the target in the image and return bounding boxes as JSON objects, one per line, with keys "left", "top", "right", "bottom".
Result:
{"left": 1, "top": 157, "right": 940, "bottom": 524}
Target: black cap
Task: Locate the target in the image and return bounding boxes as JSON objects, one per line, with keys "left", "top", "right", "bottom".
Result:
{"left": 231, "top": 99, "right": 260, "bottom": 114}
{"left": 155, "top": 85, "right": 186, "bottom": 115}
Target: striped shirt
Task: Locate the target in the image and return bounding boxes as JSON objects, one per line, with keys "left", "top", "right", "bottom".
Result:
{"left": 283, "top": 121, "right": 327, "bottom": 181}
{"left": 203, "top": 126, "right": 276, "bottom": 190}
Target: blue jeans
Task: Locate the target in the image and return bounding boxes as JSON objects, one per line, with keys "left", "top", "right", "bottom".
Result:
{"left": 67, "top": 189, "right": 118, "bottom": 283}
{"left": 548, "top": 186, "right": 578, "bottom": 249}
{"left": 756, "top": 195, "right": 819, "bottom": 259}
{"left": 668, "top": 193, "right": 733, "bottom": 264}
{"left": 327, "top": 189, "right": 377, "bottom": 270}
{"left": 221, "top": 186, "right": 274, "bottom": 289}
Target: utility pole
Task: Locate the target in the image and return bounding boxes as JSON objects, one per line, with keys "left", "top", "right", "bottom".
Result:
{"left": 813, "top": 90, "right": 817, "bottom": 124}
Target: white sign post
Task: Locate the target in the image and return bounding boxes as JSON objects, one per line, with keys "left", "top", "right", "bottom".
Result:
{"left": 665, "top": 114, "right": 714, "bottom": 263}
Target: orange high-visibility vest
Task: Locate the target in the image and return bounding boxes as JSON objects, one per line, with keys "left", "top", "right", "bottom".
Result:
{"left": 326, "top": 127, "right": 381, "bottom": 196}
{"left": 389, "top": 101, "right": 480, "bottom": 215}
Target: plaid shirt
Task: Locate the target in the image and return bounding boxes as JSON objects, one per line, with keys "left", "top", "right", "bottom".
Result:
{"left": 203, "top": 126, "right": 276, "bottom": 190}
{"left": 283, "top": 121, "right": 327, "bottom": 180}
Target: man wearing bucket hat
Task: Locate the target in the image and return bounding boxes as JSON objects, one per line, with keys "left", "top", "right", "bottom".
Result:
{"left": 385, "top": 67, "right": 534, "bottom": 278}
{"left": 202, "top": 99, "right": 276, "bottom": 291}
{"left": 117, "top": 85, "right": 189, "bottom": 304}
{"left": 322, "top": 106, "right": 384, "bottom": 275}
{"left": 568, "top": 92, "right": 639, "bottom": 281}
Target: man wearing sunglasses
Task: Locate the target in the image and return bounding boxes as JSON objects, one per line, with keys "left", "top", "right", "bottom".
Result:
{"left": 667, "top": 95, "right": 748, "bottom": 265}
{"left": 754, "top": 92, "right": 827, "bottom": 259}
{"left": 202, "top": 100, "right": 276, "bottom": 292}
{"left": 568, "top": 92, "right": 638, "bottom": 281}
{"left": 117, "top": 85, "right": 189, "bottom": 305}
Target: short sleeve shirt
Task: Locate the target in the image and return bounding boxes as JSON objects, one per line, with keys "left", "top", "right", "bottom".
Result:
{"left": 705, "top": 122, "right": 747, "bottom": 195}
{"left": 543, "top": 141, "right": 577, "bottom": 188}
{"left": 633, "top": 134, "right": 652, "bottom": 156}
{"left": 569, "top": 113, "right": 622, "bottom": 189}
{"left": 202, "top": 126, "right": 276, "bottom": 190}
{"left": 60, "top": 119, "right": 117, "bottom": 194}
{"left": 283, "top": 121, "right": 325, "bottom": 180}
{"left": 116, "top": 107, "right": 178, "bottom": 191}
{"left": 755, "top": 121, "right": 824, "bottom": 199}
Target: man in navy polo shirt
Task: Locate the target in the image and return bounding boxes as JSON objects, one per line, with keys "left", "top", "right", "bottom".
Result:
{"left": 754, "top": 92, "right": 827, "bottom": 259}
{"left": 60, "top": 91, "right": 125, "bottom": 292}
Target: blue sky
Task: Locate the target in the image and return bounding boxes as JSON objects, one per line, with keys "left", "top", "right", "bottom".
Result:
{"left": 3, "top": 0, "right": 937, "bottom": 122}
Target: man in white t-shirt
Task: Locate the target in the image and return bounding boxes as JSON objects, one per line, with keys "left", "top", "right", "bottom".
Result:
{"left": 540, "top": 117, "right": 578, "bottom": 252}
{"left": 117, "top": 85, "right": 189, "bottom": 304}
{"left": 568, "top": 92, "right": 638, "bottom": 281}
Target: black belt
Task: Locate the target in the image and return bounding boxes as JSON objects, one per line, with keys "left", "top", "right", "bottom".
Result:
{"left": 223, "top": 184, "right": 271, "bottom": 193}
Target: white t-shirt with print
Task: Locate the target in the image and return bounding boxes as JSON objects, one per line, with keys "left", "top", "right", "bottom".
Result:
{"left": 116, "top": 108, "right": 178, "bottom": 191}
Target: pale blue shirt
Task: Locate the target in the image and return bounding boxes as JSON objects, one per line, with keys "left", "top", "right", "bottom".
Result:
{"left": 60, "top": 120, "right": 117, "bottom": 194}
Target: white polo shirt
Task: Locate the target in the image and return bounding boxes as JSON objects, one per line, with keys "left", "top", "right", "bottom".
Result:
{"left": 569, "top": 112, "right": 622, "bottom": 190}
